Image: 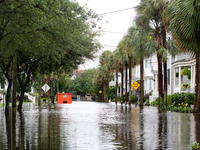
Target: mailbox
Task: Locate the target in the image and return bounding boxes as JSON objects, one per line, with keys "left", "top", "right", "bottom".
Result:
{"left": 57, "top": 93, "right": 72, "bottom": 104}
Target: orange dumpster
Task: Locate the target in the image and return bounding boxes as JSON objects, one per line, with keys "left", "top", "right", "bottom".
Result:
{"left": 57, "top": 93, "right": 72, "bottom": 104}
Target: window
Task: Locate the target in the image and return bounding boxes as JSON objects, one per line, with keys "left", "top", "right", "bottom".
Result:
{"left": 150, "top": 59, "right": 152, "bottom": 68}
{"left": 168, "top": 69, "right": 170, "bottom": 85}
{"left": 149, "top": 79, "right": 152, "bottom": 89}
{"left": 145, "top": 60, "right": 148, "bottom": 68}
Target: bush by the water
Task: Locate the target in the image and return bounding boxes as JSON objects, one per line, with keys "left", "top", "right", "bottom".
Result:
{"left": 111, "top": 91, "right": 138, "bottom": 104}
{"left": 23, "top": 95, "right": 31, "bottom": 102}
{"left": 151, "top": 92, "right": 195, "bottom": 107}
{"left": 151, "top": 92, "right": 195, "bottom": 113}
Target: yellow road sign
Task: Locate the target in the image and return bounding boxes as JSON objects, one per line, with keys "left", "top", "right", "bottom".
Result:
{"left": 99, "top": 90, "right": 102, "bottom": 94}
{"left": 131, "top": 81, "right": 140, "bottom": 90}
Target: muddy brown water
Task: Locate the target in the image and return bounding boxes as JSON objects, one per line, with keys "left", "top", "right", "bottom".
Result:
{"left": 0, "top": 102, "right": 200, "bottom": 150}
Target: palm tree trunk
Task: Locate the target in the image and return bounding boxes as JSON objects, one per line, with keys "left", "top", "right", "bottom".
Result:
{"left": 194, "top": 55, "right": 200, "bottom": 112}
{"left": 140, "top": 58, "right": 144, "bottom": 106}
{"left": 125, "top": 62, "right": 128, "bottom": 105}
{"left": 115, "top": 71, "right": 118, "bottom": 104}
{"left": 157, "top": 54, "right": 163, "bottom": 108}
{"left": 163, "top": 62, "right": 167, "bottom": 106}
{"left": 155, "top": 33, "right": 163, "bottom": 108}
{"left": 161, "top": 17, "right": 167, "bottom": 107}
{"left": 121, "top": 69, "right": 124, "bottom": 105}
{"left": 103, "top": 80, "right": 106, "bottom": 102}
{"left": 107, "top": 78, "right": 109, "bottom": 102}
{"left": 100, "top": 83, "right": 103, "bottom": 102}
{"left": 128, "top": 57, "right": 132, "bottom": 105}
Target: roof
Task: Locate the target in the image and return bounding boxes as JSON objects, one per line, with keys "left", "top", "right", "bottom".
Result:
{"left": 73, "top": 70, "right": 86, "bottom": 77}
{"left": 171, "top": 58, "right": 193, "bottom": 65}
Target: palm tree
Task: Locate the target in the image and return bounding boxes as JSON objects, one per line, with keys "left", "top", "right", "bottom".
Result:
{"left": 136, "top": 0, "right": 169, "bottom": 107}
{"left": 128, "top": 26, "right": 153, "bottom": 106}
{"left": 96, "top": 50, "right": 113, "bottom": 102}
{"left": 109, "top": 50, "right": 121, "bottom": 104}
{"left": 121, "top": 35, "right": 139, "bottom": 105}
{"left": 167, "top": 0, "right": 200, "bottom": 112}
{"left": 115, "top": 42, "right": 130, "bottom": 105}
{"left": 114, "top": 48, "right": 126, "bottom": 105}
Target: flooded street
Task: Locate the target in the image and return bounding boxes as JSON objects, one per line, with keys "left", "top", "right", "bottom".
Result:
{"left": 0, "top": 102, "right": 200, "bottom": 150}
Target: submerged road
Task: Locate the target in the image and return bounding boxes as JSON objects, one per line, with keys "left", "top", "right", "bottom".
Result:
{"left": 0, "top": 102, "right": 199, "bottom": 150}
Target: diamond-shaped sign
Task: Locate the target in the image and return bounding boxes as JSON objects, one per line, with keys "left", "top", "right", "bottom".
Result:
{"left": 99, "top": 90, "right": 102, "bottom": 94}
{"left": 131, "top": 81, "right": 140, "bottom": 90}
{"left": 42, "top": 83, "right": 50, "bottom": 93}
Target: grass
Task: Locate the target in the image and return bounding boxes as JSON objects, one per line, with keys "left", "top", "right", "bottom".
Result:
{"left": 0, "top": 102, "right": 32, "bottom": 107}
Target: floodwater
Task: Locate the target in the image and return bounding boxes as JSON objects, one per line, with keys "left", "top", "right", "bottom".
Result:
{"left": 0, "top": 102, "right": 200, "bottom": 150}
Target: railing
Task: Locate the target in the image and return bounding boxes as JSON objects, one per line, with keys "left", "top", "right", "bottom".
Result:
{"left": 25, "top": 93, "right": 36, "bottom": 103}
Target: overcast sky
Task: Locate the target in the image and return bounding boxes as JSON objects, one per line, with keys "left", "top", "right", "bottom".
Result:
{"left": 76, "top": 0, "right": 140, "bottom": 70}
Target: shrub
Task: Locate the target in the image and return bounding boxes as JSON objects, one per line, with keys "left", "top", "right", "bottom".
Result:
{"left": 23, "top": 95, "right": 28, "bottom": 102}
{"left": 151, "top": 98, "right": 159, "bottom": 105}
{"left": 144, "top": 90, "right": 153, "bottom": 102}
{"left": 42, "top": 98, "right": 47, "bottom": 103}
{"left": 167, "top": 95, "right": 173, "bottom": 105}
{"left": 146, "top": 99, "right": 149, "bottom": 105}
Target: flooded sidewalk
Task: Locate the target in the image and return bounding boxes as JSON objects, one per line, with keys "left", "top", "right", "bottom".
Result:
{"left": 0, "top": 102, "right": 199, "bottom": 150}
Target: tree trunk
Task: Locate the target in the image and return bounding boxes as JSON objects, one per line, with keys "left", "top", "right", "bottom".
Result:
{"left": 163, "top": 61, "right": 167, "bottom": 106}
{"left": 121, "top": 69, "right": 124, "bottom": 105}
{"left": 161, "top": 17, "right": 167, "bottom": 107}
{"left": 103, "top": 80, "right": 106, "bottom": 102}
{"left": 5, "top": 79, "right": 12, "bottom": 115}
{"left": 140, "top": 58, "right": 144, "bottom": 106}
{"left": 51, "top": 80, "right": 53, "bottom": 104}
{"left": 52, "top": 73, "right": 55, "bottom": 104}
{"left": 107, "top": 76, "right": 109, "bottom": 102}
{"left": 18, "top": 88, "right": 25, "bottom": 112}
{"left": 128, "top": 57, "right": 132, "bottom": 105}
{"left": 125, "top": 62, "right": 128, "bottom": 105}
{"left": 48, "top": 74, "right": 50, "bottom": 105}
{"left": 100, "top": 83, "right": 103, "bottom": 102}
{"left": 115, "top": 71, "right": 118, "bottom": 104}
{"left": 155, "top": 32, "right": 163, "bottom": 108}
{"left": 194, "top": 56, "right": 200, "bottom": 112}
{"left": 157, "top": 54, "right": 163, "bottom": 108}
{"left": 57, "top": 79, "right": 59, "bottom": 95}
{"left": 38, "top": 76, "right": 42, "bottom": 109}
{"left": 12, "top": 52, "right": 17, "bottom": 114}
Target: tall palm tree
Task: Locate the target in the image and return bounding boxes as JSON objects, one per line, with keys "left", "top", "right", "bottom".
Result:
{"left": 136, "top": 0, "right": 169, "bottom": 107}
{"left": 114, "top": 47, "right": 126, "bottom": 105}
{"left": 109, "top": 50, "right": 121, "bottom": 104}
{"left": 121, "top": 35, "right": 139, "bottom": 105}
{"left": 95, "top": 50, "right": 113, "bottom": 102}
{"left": 167, "top": 0, "right": 200, "bottom": 112}
{"left": 115, "top": 42, "right": 129, "bottom": 105}
{"left": 128, "top": 26, "right": 153, "bottom": 106}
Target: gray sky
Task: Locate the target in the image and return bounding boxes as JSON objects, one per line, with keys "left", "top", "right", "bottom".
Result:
{"left": 76, "top": 0, "right": 140, "bottom": 69}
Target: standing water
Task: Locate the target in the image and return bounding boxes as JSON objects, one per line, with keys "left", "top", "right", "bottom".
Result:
{"left": 0, "top": 102, "right": 200, "bottom": 150}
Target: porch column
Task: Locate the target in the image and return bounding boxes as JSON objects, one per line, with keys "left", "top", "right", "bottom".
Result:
{"left": 179, "top": 66, "right": 181, "bottom": 92}
{"left": 174, "top": 68, "right": 176, "bottom": 93}
{"left": 191, "top": 65, "right": 193, "bottom": 89}
{"left": 194, "top": 64, "right": 196, "bottom": 85}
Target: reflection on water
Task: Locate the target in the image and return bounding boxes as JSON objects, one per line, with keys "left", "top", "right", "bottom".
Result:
{"left": 0, "top": 102, "right": 199, "bottom": 149}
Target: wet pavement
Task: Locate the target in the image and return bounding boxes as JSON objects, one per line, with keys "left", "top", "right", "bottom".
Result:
{"left": 0, "top": 102, "right": 199, "bottom": 150}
